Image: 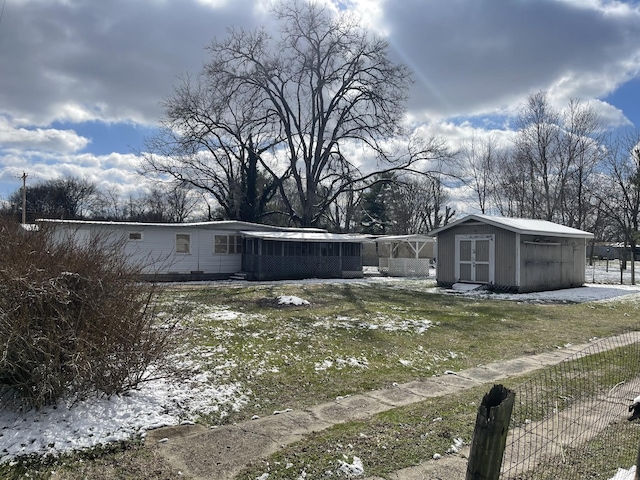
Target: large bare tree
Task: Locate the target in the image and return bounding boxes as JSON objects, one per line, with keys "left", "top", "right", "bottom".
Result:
{"left": 512, "top": 91, "right": 563, "bottom": 220}
{"left": 143, "top": 0, "right": 441, "bottom": 227}
{"left": 142, "top": 71, "right": 282, "bottom": 223}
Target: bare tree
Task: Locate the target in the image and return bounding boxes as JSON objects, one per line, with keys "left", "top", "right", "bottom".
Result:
{"left": 496, "top": 92, "right": 605, "bottom": 225}
{"left": 458, "top": 133, "right": 503, "bottom": 214}
{"left": 359, "top": 171, "right": 454, "bottom": 234}
{"left": 555, "top": 98, "right": 604, "bottom": 230}
{"left": 134, "top": 183, "right": 201, "bottom": 223}
{"left": 512, "top": 91, "right": 562, "bottom": 220}
{"left": 143, "top": 0, "right": 445, "bottom": 227}
{"left": 142, "top": 71, "right": 282, "bottom": 223}
{"left": 417, "top": 173, "right": 456, "bottom": 231}
{"left": 9, "top": 176, "right": 98, "bottom": 222}
{"left": 601, "top": 129, "right": 640, "bottom": 284}
{"left": 324, "top": 186, "right": 362, "bottom": 233}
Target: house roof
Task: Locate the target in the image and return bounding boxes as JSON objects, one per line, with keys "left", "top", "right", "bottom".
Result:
{"left": 428, "top": 214, "right": 594, "bottom": 239}
{"left": 36, "top": 219, "right": 325, "bottom": 233}
{"left": 240, "top": 231, "right": 372, "bottom": 243}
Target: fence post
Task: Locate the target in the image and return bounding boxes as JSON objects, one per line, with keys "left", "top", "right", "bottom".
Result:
{"left": 635, "top": 436, "right": 640, "bottom": 480}
{"left": 466, "top": 384, "right": 515, "bottom": 480}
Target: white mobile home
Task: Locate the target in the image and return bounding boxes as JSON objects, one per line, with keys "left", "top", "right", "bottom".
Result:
{"left": 38, "top": 219, "right": 369, "bottom": 281}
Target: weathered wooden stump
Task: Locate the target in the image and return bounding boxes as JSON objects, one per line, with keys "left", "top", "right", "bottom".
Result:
{"left": 466, "top": 384, "right": 515, "bottom": 480}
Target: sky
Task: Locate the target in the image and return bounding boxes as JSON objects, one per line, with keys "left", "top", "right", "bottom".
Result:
{"left": 0, "top": 0, "right": 639, "bottom": 209}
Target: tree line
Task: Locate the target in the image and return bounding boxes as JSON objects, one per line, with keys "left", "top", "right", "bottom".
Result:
{"left": 3, "top": 0, "right": 640, "bottom": 249}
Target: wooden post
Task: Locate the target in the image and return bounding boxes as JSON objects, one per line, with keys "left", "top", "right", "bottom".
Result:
{"left": 466, "top": 384, "right": 515, "bottom": 480}
{"left": 634, "top": 435, "right": 640, "bottom": 480}
{"left": 21, "top": 172, "right": 27, "bottom": 225}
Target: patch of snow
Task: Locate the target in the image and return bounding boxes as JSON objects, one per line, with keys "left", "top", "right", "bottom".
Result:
{"left": 609, "top": 466, "right": 635, "bottom": 480}
{"left": 337, "top": 455, "right": 364, "bottom": 477}
{"left": 315, "top": 357, "right": 368, "bottom": 371}
{"left": 315, "top": 359, "right": 333, "bottom": 371}
{"left": 467, "top": 283, "right": 640, "bottom": 304}
{"left": 0, "top": 372, "right": 249, "bottom": 464}
{"left": 272, "top": 408, "right": 293, "bottom": 415}
{"left": 277, "top": 295, "right": 310, "bottom": 306}
{"left": 446, "top": 437, "right": 464, "bottom": 454}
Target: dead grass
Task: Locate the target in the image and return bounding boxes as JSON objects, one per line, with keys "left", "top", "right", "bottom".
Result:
{"left": 0, "top": 440, "right": 189, "bottom": 480}
{"left": 4, "top": 279, "right": 640, "bottom": 479}
{"left": 160, "top": 281, "right": 640, "bottom": 424}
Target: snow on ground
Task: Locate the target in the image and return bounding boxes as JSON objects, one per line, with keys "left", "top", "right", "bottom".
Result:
{"left": 277, "top": 295, "right": 310, "bottom": 306}
{"left": 467, "top": 282, "right": 640, "bottom": 304}
{"left": 0, "top": 372, "right": 249, "bottom": 464}
{"left": 2, "top": 262, "right": 640, "bottom": 466}
{"left": 609, "top": 466, "right": 636, "bottom": 480}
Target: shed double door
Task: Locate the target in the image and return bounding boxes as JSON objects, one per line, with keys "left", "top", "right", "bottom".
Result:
{"left": 455, "top": 235, "right": 494, "bottom": 284}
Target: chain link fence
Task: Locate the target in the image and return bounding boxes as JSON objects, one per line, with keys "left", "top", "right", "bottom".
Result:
{"left": 499, "top": 331, "right": 640, "bottom": 479}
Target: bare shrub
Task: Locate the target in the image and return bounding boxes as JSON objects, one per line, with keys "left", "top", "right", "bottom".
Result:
{"left": 0, "top": 219, "right": 176, "bottom": 408}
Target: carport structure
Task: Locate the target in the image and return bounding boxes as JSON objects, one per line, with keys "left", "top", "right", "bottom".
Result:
{"left": 375, "top": 234, "right": 435, "bottom": 277}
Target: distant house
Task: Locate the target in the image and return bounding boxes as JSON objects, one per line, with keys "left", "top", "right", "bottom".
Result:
{"left": 428, "top": 214, "right": 594, "bottom": 293}
{"left": 374, "top": 234, "right": 435, "bottom": 277}
{"left": 38, "top": 219, "right": 370, "bottom": 281}
{"left": 588, "top": 243, "right": 619, "bottom": 260}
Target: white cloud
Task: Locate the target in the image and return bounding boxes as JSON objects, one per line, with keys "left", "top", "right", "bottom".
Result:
{"left": 0, "top": 0, "right": 639, "bottom": 200}
{"left": 0, "top": 150, "right": 150, "bottom": 200}
{"left": 0, "top": 116, "right": 90, "bottom": 153}
{"left": 0, "top": 0, "right": 262, "bottom": 126}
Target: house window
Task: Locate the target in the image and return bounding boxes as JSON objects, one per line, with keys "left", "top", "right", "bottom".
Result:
{"left": 176, "top": 234, "right": 191, "bottom": 254}
{"left": 128, "top": 232, "right": 143, "bottom": 241}
{"left": 214, "top": 235, "right": 243, "bottom": 254}
{"left": 215, "top": 235, "right": 228, "bottom": 254}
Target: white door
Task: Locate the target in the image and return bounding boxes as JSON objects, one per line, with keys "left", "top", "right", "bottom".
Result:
{"left": 455, "top": 235, "right": 494, "bottom": 283}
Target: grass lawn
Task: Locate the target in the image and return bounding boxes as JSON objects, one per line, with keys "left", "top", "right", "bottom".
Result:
{"left": 4, "top": 278, "right": 640, "bottom": 479}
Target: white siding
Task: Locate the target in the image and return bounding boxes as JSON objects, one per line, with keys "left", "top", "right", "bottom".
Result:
{"left": 125, "top": 226, "right": 242, "bottom": 274}
{"left": 53, "top": 224, "right": 243, "bottom": 275}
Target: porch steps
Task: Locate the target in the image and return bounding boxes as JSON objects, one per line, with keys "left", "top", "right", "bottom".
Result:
{"left": 452, "top": 282, "right": 484, "bottom": 292}
{"left": 229, "top": 272, "right": 248, "bottom": 281}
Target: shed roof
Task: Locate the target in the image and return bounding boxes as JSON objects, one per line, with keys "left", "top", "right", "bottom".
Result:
{"left": 241, "top": 231, "right": 372, "bottom": 243}
{"left": 428, "top": 214, "right": 594, "bottom": 239}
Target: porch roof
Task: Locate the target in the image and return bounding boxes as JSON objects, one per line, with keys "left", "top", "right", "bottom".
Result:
{"left": 241, "top": 231, "right": 372, "bottom": 243}
{"left": 374, "top": 234, "right": 434, "bottom": 243}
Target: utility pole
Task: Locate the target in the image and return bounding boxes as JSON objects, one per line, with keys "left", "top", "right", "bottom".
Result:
{"left": 21, "top": 172, "right": 27, "bottom": 224}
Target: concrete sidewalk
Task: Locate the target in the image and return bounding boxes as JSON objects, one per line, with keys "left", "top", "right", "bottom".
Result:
{"left": 146, "top": 333, "right": 640, "bottom": 479}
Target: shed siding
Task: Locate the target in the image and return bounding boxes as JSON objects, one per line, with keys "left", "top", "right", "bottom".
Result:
{"left": 436, "top": 222, "right": 516, "bottom": 288}
{"left": 435, "top": 220, "right": 588, "bottom": 292}
{"left": 518, "top": 235, "right": 586, "bottom": 292}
